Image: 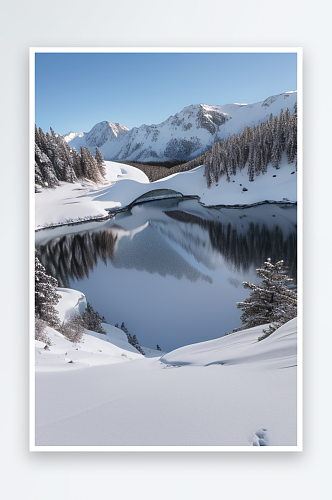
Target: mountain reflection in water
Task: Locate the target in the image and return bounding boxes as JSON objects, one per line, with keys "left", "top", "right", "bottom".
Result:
{"left": 36, "top": 200, "right": 297, "bottom": 351}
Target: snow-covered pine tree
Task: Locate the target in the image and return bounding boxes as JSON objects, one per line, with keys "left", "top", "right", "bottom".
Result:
{"left": 35, "top": 256, "right": 61, "bottom": 328}
{"left": 181, "top": 105, "right": 297, "bottom": 189}
{"left": 52, "top": 141, "right": 66, "bottom": 180}
{"left": 120, "top": 322, "right": 145, "bottom": 355}
{"left": 204, "top": 158, "right": 213, "bottom": 188}
{"left": 35, "top": 126, "right": 78, "bottom": 187}
{"left": 247, "top": 141, "right": 255, "bottom": 182}
{"left": 71, "top": 148, "right": 83, "bottom": 179}
{"left": 242, "top": 125, "right": 251, "bottom": 166}
{"left": 35, "top": 124, "right": 41, "bottom": 150}
{"left": 80, "top": 147, "right": 102, "bottom": 182}
{"left": 95, "top": 147, "right": 107, "bottom": 179}
{"left": 80, "top": 146, "right": 89, "bottom": 178}
{"left": 234, "top": 258, "right": 297, "bottom": 339}
{"left": 59, "top": 141, "right": 77, "bottom": 183}
{"left": 52, "top": 140, "right": 76, "bottom": 183}
{"left": 35, "top": 161, "right": 44, "bottom": 192}
{"left": 287, "top": 105, "right": 297, "bottom": 167}
{"left": 35, "top": 143, "right": 59, "bottom": 188}
{"left": 254, "top": 126, "right": 262, "bottom": 176}
{"left": 271, "top": 115, "right": 282, "bottom": 169}
{"left": 81, "top": 302, "right": 106, "bottom": 333}
{"left": 37, "top": 127, "right": 49, "bottom": 156}
{"left": 131, "top": 335, "right": 145, "bottom": 355}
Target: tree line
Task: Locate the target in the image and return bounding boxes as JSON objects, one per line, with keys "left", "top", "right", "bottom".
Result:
{"left": 35, "top": 125, "right": 107, "bottom": 191}
{"left": 184, "top": 105, "right": 297, "bottom": 188}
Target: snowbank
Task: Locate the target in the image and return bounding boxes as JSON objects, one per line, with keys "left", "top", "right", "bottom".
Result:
{"left": 35, "top": 161, "right": 149, "bottom": 229}
{"left": 161, "top": 318, "right": 297, "bottom": 369}
{"left": 56, "top": 288, "right": 87, "bottom": 323}
{"left": 98, "top": 159, "right": 296, "bottom": 209}
{"left": 36, "top": 287, "right": 156, "bottom": 373}
{"left": 35, "top": 324, "right": 143, "bottom": 372}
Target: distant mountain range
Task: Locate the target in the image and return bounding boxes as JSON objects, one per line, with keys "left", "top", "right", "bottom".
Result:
{"left": 64, "top": 91, "right": 297, "bottom": 163}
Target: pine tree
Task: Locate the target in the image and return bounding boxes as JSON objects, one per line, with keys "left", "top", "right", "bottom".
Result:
{"left": 35, "top": 256, "right": 61, "bottom": 328}
{"left": 35, "top": 124, "right": 41, "bottom": 149}
{"left": 204, "top": 161, "right": 212, "bottom": 188}
{"left": 234, "top": 258, "right": 297, "bottom": 338}
{"left": 35, "top": 125, "right": 96, "bottom": 187}
{"left": 271, "top": 115, "right": 282, "bottom": 169}
{"left": 120, "top": 322, "right": 145, "bottom": 355}
{"left": 38, "top": 127, "right": 49, "bottom": 156}
{"left": 59, "top": 141, "right": 77, "bottom": 182}
{"left": 35, "top": 143, "right": 59, "bottom": 188}
{"left": 71, "top": 148, "right": 83, "bottom": 179}
{"left": 95, "top": 147, "right": 107, "bottom": 179}
{"left": 81, "top": 302, "right": 106, "bottom": 333}
{"left": 35, "top": 161, "right": 44, "bottom": 191}
{"left": 80, "top": 147, "right": 101, "bottom": 182}
{"left": 247, "top": 141, "right": 255, "bottom": 182}
{"left": 195, "top": 105, "right": 297, "bottom": 189}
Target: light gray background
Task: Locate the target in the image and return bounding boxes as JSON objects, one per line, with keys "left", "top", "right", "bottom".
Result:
{"left": 1, "top": 1, "right": 328, "bottom": 498}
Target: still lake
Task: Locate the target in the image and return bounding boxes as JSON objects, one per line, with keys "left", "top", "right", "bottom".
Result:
{"left": 35, "top": 199, "right": 297, "bottom": 352}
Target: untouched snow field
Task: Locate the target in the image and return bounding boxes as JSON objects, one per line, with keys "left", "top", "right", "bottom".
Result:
{"left": 34, "top": 289, "right": 298, "bottom": 448}
{"left": 35, "top": 158, "right": 297, "bottom": 229}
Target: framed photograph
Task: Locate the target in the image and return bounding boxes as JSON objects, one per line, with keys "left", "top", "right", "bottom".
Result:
{"left": 30, "top": 48, "right": 302, "bottom": 451}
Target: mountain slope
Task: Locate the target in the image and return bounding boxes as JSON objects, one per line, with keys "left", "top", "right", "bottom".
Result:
{"left": 64, "top": 91, "right": 297, "bottom": 163}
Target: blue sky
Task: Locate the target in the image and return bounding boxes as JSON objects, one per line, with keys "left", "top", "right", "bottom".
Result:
{"left": 35, "top": 52, "right": 297, "bottom": 135}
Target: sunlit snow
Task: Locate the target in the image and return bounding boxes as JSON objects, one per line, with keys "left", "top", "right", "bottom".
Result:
{"left": 35, "top": 286, "right": 297, "bottom": 447}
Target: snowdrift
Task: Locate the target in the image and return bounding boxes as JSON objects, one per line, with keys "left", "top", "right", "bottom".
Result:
{"left": 161, "top": 318, "right": 297, "bottom": 369}
{"left": 34, "top": 318, "right": 298, "bottom": 448}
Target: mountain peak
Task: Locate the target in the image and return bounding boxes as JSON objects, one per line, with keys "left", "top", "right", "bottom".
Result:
{"left": 84, "top": 121, "right": 130, "bottom": 148}
{"left": 64, "top": 91, "right": 297, "bottom": 163}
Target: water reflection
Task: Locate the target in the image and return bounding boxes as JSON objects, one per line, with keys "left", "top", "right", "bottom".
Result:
{"left": 164, "top": 208, "right": 297, "bottom": 279}
{"left": 36, "top": 229, "right": 119, "bottom": 288}
{"left": 36, "top": 200, "right": 297, "bottom": 351}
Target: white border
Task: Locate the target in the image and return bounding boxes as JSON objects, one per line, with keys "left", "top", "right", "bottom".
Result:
{"left": 296, "top": 48, "right": 303, "bottom": 452}
{"left": 29, "top": 50, "right": 36, "bottom": 451}
{"left": 30, "top": 47, "right": 302, "bottom": 452}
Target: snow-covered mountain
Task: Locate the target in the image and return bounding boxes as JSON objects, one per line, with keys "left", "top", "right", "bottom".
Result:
{"left": 64, "top": 91, "right": 297, "bottom": 163}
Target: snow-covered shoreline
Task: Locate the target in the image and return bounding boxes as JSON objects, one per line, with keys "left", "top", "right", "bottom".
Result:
{"left": 35, "top": 158, "right": 297, "bottom": 230}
